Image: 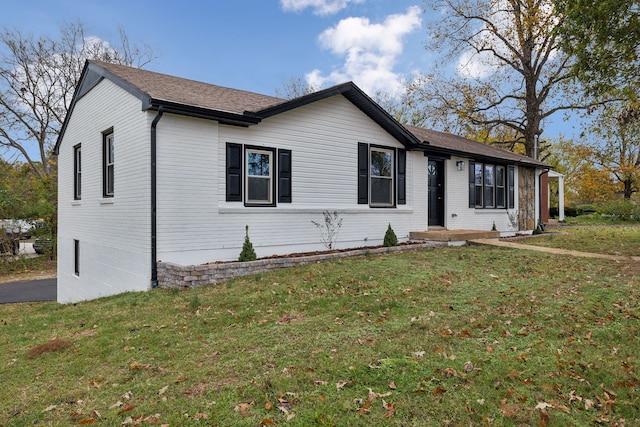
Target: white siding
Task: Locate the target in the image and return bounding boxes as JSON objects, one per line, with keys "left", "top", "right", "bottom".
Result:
{"left": 441, "top": 156, "right": 521, "bottom": 233}
{"left": 57, "top": 79, "right": 151, "bottom": 303}
{"left": 156, "top": 95, "right": 429, "bottom": 264}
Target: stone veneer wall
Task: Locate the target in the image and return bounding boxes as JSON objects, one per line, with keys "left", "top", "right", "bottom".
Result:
{"left": 157, "top": 243, "right": 444, "bottom": 290}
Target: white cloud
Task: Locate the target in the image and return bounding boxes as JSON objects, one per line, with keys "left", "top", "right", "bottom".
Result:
{"left": 280, "top": 0, "right": 366, "bottom": 16}
{"left": 306, "top": 6, "right": 422, "bottom": 97}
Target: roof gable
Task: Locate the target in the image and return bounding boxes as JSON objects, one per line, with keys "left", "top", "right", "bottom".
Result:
{"left": 54, "top": 61, "right": 546, "bottom": 167}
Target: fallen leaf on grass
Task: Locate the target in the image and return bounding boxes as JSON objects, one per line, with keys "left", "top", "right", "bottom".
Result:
{"left": 265, "top": 401, "right": 272, "bottom": 410}
{"left": 432, "top": 386, "right": 447, "bottom": 396}
{"left": 535, "top": 402, "right": 553, "bottom": 410}
{"left": 356, "top": 399, "right": 372, "bottom": 415}
{"left": 77, "top": 419, "right": 95, "bottom": 424}
{"left": 43, "top": 405, "right": 57, "bottom": 412}
{"left": 158, "top": 385, "right": 168, "bottom": 395}
{"left": 584, "top": 399, "right": 595, "bottom": 410}
{"left": 538, "top": 409, "right": 550, "bottom": 426}
{"left": 383, "top": 399, "right": 395, "bottom": 418}
{"left": 234, "top": 402, "right": 253, "bottom": 418}
{"left": 117, "top": 404, "right": 136, "bottom": 415}
{"left": 388, "top": 381, "right": 396, "bottom": 390}
{"left": 260, "top": 419, "right": 276, "bottom": 426}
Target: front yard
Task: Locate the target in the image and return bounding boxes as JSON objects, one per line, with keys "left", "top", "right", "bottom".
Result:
{"left": 1, "top": 239, "right": 638, "bottom": 425}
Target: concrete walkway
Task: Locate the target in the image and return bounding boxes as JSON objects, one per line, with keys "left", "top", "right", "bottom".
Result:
{"left": 469, "top": 238, "right": 640, "bottom": 262}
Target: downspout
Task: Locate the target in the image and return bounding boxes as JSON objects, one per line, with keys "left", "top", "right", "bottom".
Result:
{"left": 538, "top": 169, "right": 549, "bottom": 232}
{"left": 151, "top": 106, "right": 164, "bottom": 287}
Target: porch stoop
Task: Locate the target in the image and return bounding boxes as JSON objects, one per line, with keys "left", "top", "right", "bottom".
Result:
{"left": 409, "top": 229, "right": 500, "bottom": 243}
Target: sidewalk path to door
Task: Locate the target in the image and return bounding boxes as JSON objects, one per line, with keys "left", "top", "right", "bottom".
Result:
{"left": 470, "top": 238, "right": 640, "bottom": 262}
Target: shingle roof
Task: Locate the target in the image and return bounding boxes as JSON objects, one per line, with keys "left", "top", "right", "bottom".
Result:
{"left": 90, "top": 60, "right": 285, "bottom": 114}
{"left": 55, "top": 61, "right": 547, "bottom": 168}
{"left": 405, "top": 125, "right": 546, "bottom": 167}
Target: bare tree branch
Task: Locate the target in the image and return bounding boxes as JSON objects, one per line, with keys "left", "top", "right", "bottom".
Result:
{"left": 0, "top": 21, "right": 157, "bottom": 177}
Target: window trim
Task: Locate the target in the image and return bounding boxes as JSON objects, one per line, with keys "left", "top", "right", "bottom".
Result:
{"left": 102, "top": 129, "right": 114, "bottom": 198}
{"left": 226, "top": 143, "right": 291, "bottom": 206}
{"left": 496, "top": 165, "right": 506, "bottom": 208}
{"left": 74, "top": 239, "right": 80, "bottom": 276}
{"left": 369, "top": 145, "right": 395, "bottom": 207}
{"left": 73, "top": 144, "right": 81, "bottom": 200}
{"left": 244, "top": 145, "right": 276, "bottom": 207}
{"left": 358, "top": 143, "right": 404, "bottom": 208}
{"left": 484, "top": 164, "right": 495, "bottom": 208}
{"left": 470, "top": 161, "right": 514, "bottom": 210}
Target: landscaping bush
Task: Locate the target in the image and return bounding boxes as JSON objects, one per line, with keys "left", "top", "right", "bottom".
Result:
{"left": 597, "top": 200, "right": 640, "bottom": 221}
{"left": 383, "top": 223, "right": 398, "bottom": 247}
{"left": 576, "top": 204, "right": 596, "bottom": 215}
{"left": 238, "top": 225, "right": 257, "bottom": 262}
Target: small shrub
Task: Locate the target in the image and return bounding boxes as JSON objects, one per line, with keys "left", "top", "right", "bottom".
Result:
{"left": 383, "top": 223, "right": 398, "bottom": 247}
{"left": 238, "top": 225, "right": 257, "bottom": 262}
{"left": 312, "top": 210, "right": 343, "bottom": 250}
{"left": 597, "top": 200, "right": 640, "bottom": 221}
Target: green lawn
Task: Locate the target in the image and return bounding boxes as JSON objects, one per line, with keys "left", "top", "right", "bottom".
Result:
{"left": 520, "top": 225, "right": 640, "bottom": 257}
{"left": 1, "top": 245, "right": 639, "bottom": 426}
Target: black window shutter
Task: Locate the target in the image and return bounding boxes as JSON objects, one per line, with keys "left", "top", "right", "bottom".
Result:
{"left": 278, "top": 149, "right": 292, "bottom": 203}
{"left": 358, "top": 143, "right": 369, "bottom": 204}
{"left": 468, "top": 160, "right": 476, "bottom": 208}
{"left": 226, "top": 143, "right": 242, "bottom": 202}
{"left": 508, "top": 166, "right": 515, "bottom": 209}
{"left": 397, "top": 149, "right": 406, "bottom": 205}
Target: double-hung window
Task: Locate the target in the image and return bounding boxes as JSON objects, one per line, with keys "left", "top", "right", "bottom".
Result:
{"left": 496, "top": 166, "right": 506, "bottom": 208}
{"left": 370, "top": 147, "right": 394, "bottom": 206}
{"left": 73, "top": 144, "right": 81, "bottom": 200}
{"left": 358, "top": 143, "right": 406, "bottom": 207}
{"left": 103, "top": 130, "right": 114, "bottom": 197}
{"left": 474, "top": 163, "right": 483, "bottom": 208}
{"left": 484, "top": 164, "right": 495, "bottom": 208}
{"left": 225, "top": 143, "right": 291, "bottom": 206}
{"left": 246, "top": 148, "right": 274, "bottom": 205}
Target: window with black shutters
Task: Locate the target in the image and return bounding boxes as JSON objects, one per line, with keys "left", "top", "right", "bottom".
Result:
{"left": 358, "top": 143, "right": 406, "bottom": 207}
{"left": 226, "top": 143, "right": 291, "bottom": 206}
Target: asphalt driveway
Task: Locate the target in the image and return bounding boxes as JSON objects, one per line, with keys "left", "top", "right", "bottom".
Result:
{"left": 0, "top": 278, "right": 56, "bottom": 304}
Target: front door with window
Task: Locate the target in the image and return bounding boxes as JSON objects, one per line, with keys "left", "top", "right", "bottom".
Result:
{"left": 428, "top": 160, "right": 445, "bottom": 227}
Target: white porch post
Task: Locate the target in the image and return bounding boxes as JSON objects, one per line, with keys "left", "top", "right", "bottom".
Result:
{"left": 548, "top": 171, "right": 565, "bottom": 222}
{"left": 558, "top": 175, "right": 565, "bottom": 221}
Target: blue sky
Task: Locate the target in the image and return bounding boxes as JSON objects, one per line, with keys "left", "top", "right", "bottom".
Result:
{"left": 4, "top": 0, "right": 429, "bottom": 98}
{"left": 3, "top": 0, "right": 582, "bottom": 157}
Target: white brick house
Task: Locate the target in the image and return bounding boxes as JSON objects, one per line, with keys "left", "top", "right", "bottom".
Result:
{"left": 54, "top": 60, "right": 548, "bottom": 303}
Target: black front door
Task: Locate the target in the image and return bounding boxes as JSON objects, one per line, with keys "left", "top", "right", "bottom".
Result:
{"left": 428, "top": 160, "right": 445, "bottom": 227}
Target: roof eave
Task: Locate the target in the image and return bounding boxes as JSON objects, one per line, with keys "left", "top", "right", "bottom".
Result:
{"left": 147, "top": 99, "right": 261, "bottom": 126}
{"left": 419, "top": 144, "right": 549, "bottom": 168}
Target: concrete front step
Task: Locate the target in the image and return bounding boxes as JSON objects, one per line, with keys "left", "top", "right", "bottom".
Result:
{"left": 409, "top": 229, "right": 500, "bottom": 242}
